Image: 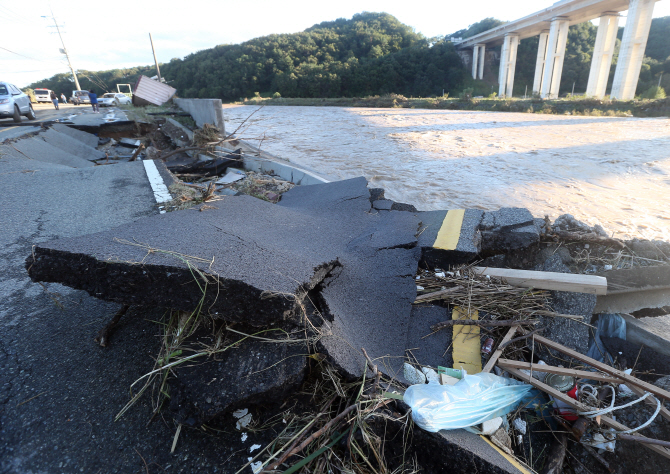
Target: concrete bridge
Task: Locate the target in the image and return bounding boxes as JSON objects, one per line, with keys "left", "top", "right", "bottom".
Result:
{"left": 457, "top": 0, "right": 662, "bottom": 99}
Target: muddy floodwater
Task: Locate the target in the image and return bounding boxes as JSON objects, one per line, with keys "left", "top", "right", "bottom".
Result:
{"left": 224, "top": 105, "right": 670, "bottom": 241}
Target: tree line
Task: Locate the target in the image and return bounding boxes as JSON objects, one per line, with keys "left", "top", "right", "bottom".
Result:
{"left": 27, "top": 13, "right": 670, "bottom": 100}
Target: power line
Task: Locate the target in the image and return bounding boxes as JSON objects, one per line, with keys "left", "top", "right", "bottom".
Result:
{"left": 0, "top": 5, "right": 34, "bottom": 26}
{"left": 0, "top": 46, "right": 42, "bottom": 61}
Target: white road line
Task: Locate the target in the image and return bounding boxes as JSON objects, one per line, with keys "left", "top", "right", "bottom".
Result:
{"left": 142, "top": 159, "right": 172, "bottom": 214}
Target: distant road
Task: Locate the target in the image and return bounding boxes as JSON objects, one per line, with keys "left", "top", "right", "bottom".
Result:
{"left": 0, "top": 103, "right": 127, "bottom": 141}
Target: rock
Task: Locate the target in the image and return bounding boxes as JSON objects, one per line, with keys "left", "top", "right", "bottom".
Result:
{"left": 654, "top": 375, "right": 670, "bottom": 392}
{"left": 404, "top": 363, "right": 426, "bottom": 385}
{"left": 481, "top": 417, "right": 503, "bottom": 436}
{"left": 144, "top": 146, "right": 161, "bottom": 160}
{"left": 368, "top": 188, "right": 385, "bottom": 202}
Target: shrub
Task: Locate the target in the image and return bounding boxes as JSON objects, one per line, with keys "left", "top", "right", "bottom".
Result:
{"left": 459, "top": 88, "right": 474, "bottom": 100}
{"left": 272, "top": 92, "right": 281, "bottom": 98}
{"left": 640, "top": 85, "right": 666, "bottom": 99}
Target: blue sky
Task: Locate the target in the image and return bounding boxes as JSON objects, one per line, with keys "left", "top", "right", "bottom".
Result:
{"left": 3, "top": 0, "right": 670, "bottom": 87}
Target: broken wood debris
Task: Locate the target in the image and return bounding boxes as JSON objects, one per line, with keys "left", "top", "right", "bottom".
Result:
{"left": 431, "top": 319, "right": 538, "bottom": 331}
{"left": 472, "top": 266, "right": 608, "bottom": 295}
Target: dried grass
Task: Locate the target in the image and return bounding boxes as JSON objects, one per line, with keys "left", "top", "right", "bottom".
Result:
{"left": 415, "top": 264, "right": 550, "bottom": 320}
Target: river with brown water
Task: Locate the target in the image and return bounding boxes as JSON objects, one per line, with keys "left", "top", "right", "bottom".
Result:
{"left": 223, "top": 105, "right": 670, "bottom": 241}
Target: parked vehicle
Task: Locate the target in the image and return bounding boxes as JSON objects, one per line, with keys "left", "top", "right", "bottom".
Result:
{"left": 117, "top": 84, "right": 133, "bottom": 98}
{"left": 98, "top": 93, "right": 132, "bottom": 107}
{"left": 34, "top": 88, "right": 53, "bottom": 103}
{"left": 71, "top": 90, "right": 90, "bottom": 105}
{"left": 0, "top": 81, "right": 36, "bottom": 122}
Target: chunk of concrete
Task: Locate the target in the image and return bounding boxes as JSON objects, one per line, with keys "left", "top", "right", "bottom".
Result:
{"left": 372, "top": 199, "right": 393, "bottom": 210}
{"left": 51, "top": 123, "right": 99, "bottom": 149}
{"left": 168, "top": 326, "right": 307, "bottom": 427}
{"left": 480, "top": 208, "right": 539, "bottom": 255}
{"left": 41, "top": 128, "right": 106, "bottom": 161}
{"left": 26, "top": 196, "right": 339, "bottom": 327}
{"left": 391, "top": 201, "right": 418, "bottom": 212}
{"left": 10, "top": 135, "right": 95, "bottom": 168}
{"left": 418, "top": 209, "right": 483, "bottom": 268}
{"left": 535, "top": 255, "right": 593, "bottom": 364}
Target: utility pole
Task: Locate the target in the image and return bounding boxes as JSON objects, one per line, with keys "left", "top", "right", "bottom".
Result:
{"left": 149, "top": 33, "right": 162, "bottom": 82}
{"left": 50, "top": 9, "right": 81, "bottom": 91}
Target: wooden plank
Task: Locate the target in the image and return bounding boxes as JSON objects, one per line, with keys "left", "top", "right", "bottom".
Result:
{"left": 504, "top": 367, "right": 670, "bottom": 460}
{"left": 529, "top": 333, "right": 670, "bottom": 402}
{"left": 497, "top": 359, "right": 623, "bottom": 384}
{"left": 625, "top": 384, "right": 670, "bottom": 423}
{"left": 482, "top": 326, "right": 517, "bottom": 373}
{"left": 472, "top": 267, "right": 608, "bottom": 295}
{"left": 451, "top": 306, "right": 482, "bottom": 374}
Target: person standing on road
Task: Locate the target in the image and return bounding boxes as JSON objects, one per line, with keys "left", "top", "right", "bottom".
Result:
{"left": 89, "top": 89, "right": 99, "bottom": 113}
{"left": 50, "top": 91, "right": 59, "bottom": 110}
{"left": 60, "top": 92, "right": 67, "bottom": 104}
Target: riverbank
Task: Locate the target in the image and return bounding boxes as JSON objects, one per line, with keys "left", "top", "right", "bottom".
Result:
{"left": 223, "top": 105, "right": 670, "bottom": 242}
{"left": 236, "top": 94, "right": 670, "bottom": 118}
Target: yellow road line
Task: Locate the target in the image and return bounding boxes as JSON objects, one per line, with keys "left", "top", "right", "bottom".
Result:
{"left": 434, "top": 209, "right": 465, "bottom": 250}
{"left": 479, "top": 435, "right": 531, "bottom": 474}
{"left": 451, "top": 306, "right": 482, "bottom": 375}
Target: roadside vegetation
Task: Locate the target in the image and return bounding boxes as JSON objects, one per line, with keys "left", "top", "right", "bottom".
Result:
{"left": 241, "top": 93, "right": 670, "bottom": 118}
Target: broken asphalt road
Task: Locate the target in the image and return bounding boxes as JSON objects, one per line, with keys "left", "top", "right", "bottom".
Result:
{"left": 0, "top": 135, "right": 241, "bottom": 472}
{"left": 26, "top": 177, "right": 441, "bottom": 380}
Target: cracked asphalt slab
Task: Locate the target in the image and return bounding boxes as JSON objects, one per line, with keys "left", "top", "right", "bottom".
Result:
{"left": 27, "top": 177, "right": 438, "bottom": 381}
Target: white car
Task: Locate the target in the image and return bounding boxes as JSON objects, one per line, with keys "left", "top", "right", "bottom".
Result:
{"left": 0, "top": 81, "right": 36, "bottom": 122}
{"left": 98, "top": 93, "right": 132, "bottom": 107}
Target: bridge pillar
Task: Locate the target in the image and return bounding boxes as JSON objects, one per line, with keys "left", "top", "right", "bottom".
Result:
{"left": 540, "top": 17, "right": 570, "bottom": 99}
{"left": 477, "top": 44, "right": 486, "bottom": 80}
{"left": 532, "top": 31, "right": 550, "bottom": 95}
{"left": 611, "top": 0, "right": 656, "bottom": 100}
{"left": 586, "top": 13, "right": 620, "bottom": 98}
{"left": 472, "top": 44, "right": 486, "bottom": 79}
{"left": 498, "top": 34, "right": 519, "bottom": 97}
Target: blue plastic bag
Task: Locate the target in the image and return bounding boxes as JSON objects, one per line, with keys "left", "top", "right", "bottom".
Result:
{"left": 404, "top": 373, "right": 535, "bottom": 432}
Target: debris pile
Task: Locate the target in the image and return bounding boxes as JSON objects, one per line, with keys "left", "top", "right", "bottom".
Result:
{"left": 16, "top": 116, "right": 670, "bottom": 473}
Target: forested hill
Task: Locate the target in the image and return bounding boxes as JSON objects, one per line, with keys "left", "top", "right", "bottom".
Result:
{"left": 29, "top": 12, "right": 466, "bottom": 100}
{"left": 163, "top": 12, "right": 466, "bottom": 99}
{"left": 28, "top": 13, "right": 670, "bottom": 100}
